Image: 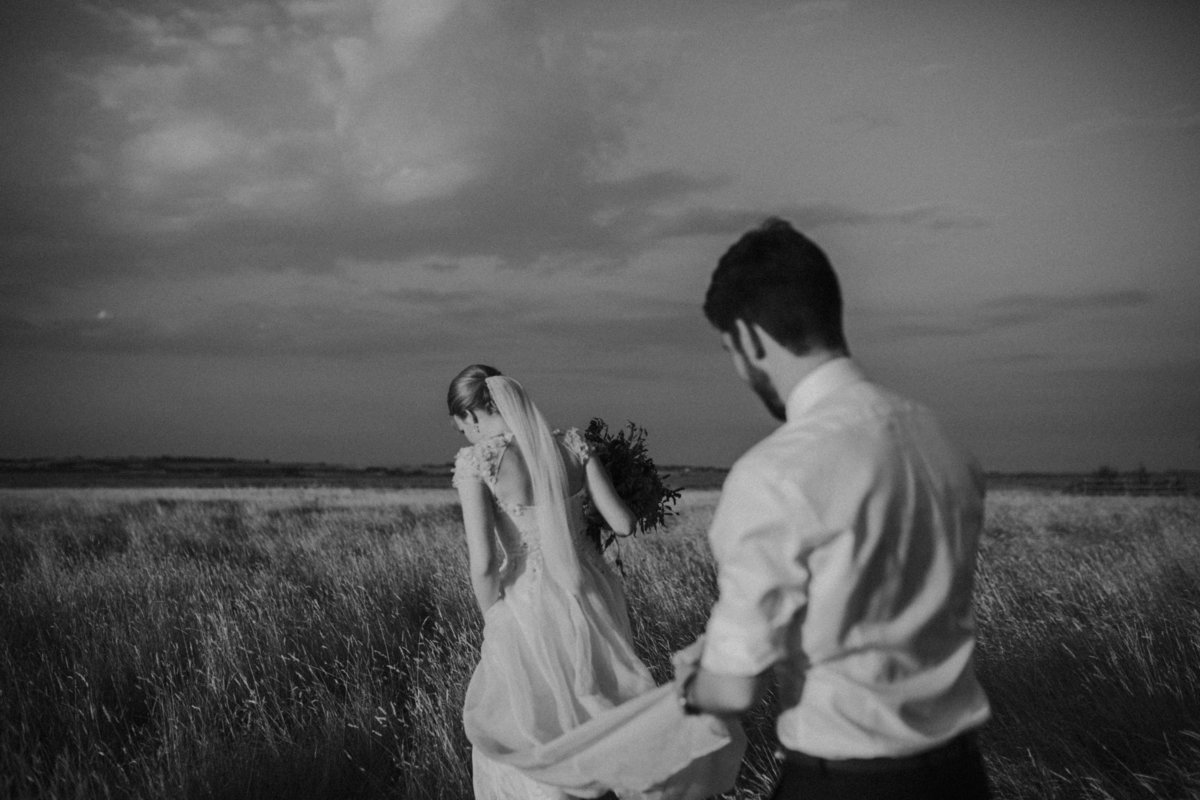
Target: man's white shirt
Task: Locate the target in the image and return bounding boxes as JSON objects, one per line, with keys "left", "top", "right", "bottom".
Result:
{"left": 701, "top": 357, "right": 991, "bottom": 759}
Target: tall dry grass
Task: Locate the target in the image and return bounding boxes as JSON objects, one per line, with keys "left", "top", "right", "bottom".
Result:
{"left": 1, "top": 487, "right": 1198, "bottom": 799}
{"left": 972, "top": 492, "right": 1200, "bottom": 798}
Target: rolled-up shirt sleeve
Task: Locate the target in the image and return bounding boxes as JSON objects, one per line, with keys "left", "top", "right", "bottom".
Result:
{"left": 700, "top": 458, "right": 815, "bottom": 677}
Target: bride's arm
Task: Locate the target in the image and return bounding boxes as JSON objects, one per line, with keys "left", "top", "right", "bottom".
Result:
{"left": 457, "top": 479, "right": 502, "bottom": 613}
{"left": 584, "top": 458, "right": 636, "bottom": 537}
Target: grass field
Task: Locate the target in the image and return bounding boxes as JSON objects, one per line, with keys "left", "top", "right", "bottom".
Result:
{"left": 1, "top": 487, "right": 1198, "bottom": 799}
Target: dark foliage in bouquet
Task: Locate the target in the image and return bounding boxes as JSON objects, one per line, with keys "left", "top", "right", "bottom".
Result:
{"left": 582, "top": 418, "right": 681, "bottom": 556}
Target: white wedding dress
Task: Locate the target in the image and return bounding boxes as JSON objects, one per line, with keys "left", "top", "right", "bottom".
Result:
{"left": 453, "top": 428, "right": 744, "bottom": 800}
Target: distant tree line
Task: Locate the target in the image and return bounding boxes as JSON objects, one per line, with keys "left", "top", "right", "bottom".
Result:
{"left": 1066, "top": 465, "right": 1191, "bottom": 496}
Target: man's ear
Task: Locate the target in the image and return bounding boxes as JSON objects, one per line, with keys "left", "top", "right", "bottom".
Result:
{"left": 732, "top": 318, "right": 766, "bottom": 361}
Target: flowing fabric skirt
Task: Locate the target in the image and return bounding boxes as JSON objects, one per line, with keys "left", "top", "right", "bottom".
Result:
{"left": 465, "top": 555, "right": 745, "bottom": 800}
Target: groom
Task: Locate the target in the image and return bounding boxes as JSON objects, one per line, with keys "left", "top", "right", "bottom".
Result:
{"left": 674, "top": 218, "right": 993, "bottom": 799}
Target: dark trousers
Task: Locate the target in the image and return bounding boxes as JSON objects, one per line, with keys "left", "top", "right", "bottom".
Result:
{"left": 769, "top": 734, "right": 992, "bottom": 800}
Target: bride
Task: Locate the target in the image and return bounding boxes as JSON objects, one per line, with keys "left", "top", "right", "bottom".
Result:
{"left": 447, "top": 364, "right": 744, "bottom": 800}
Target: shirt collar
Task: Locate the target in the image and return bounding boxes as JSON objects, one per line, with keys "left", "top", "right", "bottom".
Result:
{"left": 784, "top": 357, "right": 866, "bottom": 420}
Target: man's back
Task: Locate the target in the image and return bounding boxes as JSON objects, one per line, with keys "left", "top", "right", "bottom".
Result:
{"left": 695, "top": 217, "right": 993, "bottom": 798}
{"left": 700, "top": 358, "right": 991, "bottom": 758}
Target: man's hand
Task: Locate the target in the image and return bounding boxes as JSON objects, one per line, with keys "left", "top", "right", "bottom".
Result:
{"left": 684, "top": 667, "right": 769, "bottom": 717}
{"left": 671, "top": 635, "right": 767, "bottom": 717}
{"left": 671, "top": 635, "right": 706, "bottom": 683}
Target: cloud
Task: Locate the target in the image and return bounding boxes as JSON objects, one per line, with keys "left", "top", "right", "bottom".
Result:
{"left": 830, "top": 109, "right": 902, "bottom": 134}
{"left": 0, "top": 315, "right": 39, "bottom": 338}
{"left": 784, "top": 0, "right": 851, "bottom": 13}
{"left": 380, "top": 286, "right": 501, "bottom": 316}
{"left": 0, "top": 270, "right": 702, "bottom": 363}
{"left": 372, "top": 0, "right": 461, "bottom": 63}
{"left": 915, "top": 63, "right": 951, "bottom": 77}
{"left": 18, "top": 1, "right": 1005, "bottom": 311}
{"left": 123, "top": 118, "right": 252, "bottom": 190}
{"left": 988, "top": 352, "right": 1055, "bottom": 365}
{"left": 651, "top": 202, "right": 989, "bottom": 240}
{"left": 0, "top": 303, "right": 436, "bottom": 358}
{"left": 27, "top": 1, "right": 701, "bottom": 281}
{"left": 524, "top": 301, "right": 708, "bottom": 354}
{"left": 981, "top": 289, "right": 1151, "bottom": 315}
{"left": 67, "top": 4, "right": 361, "bottom": 234}
{"left": 642, "top": 207, "right": 764, "bottom": 240}
{"left": 1013, "top": 107, "right": 1200, "bottom": 148}
{"left": 763, "top": 1, "right": 851, "bottom": 24}
{"left": 872, "top": 289, "right": 1153, "bottom": 340}
{"left": 801, "top": 203, "right": 989, "bottom": 231}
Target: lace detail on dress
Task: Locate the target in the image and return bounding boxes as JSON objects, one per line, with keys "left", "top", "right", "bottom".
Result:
{"left": 556, "top": 427, "right": 592, "bottom": 465}
{"left": 453, "top": 429, "right": 590, "bottom": 490}
{"left": 503, "top": 534, "right": 545, "bottom": 581}
{"left": 452, "top": 432, "right": 515, "bottom": 489}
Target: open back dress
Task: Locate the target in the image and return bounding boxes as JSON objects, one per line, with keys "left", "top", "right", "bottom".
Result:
{"left": 454, "top": 428, "right": 744, "bottom": 800}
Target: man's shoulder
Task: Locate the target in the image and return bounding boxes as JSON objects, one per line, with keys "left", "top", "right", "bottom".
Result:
{"left": 733, "top": 424, "right": 815, "bottom": 469}
{"left": 816, "top": 373, "right": 910, "bottom": 415}
{"left": 782, "top": 382, "right": 895, "bottom": 446}
{"left": 726, "top": 418, "right": 848, "bottom": 489}
{"left": 804, "top": 377, "right": 944, "bottom": 444}
{"left": 820, "top": 381, "right": 985, "bottom": 490}
{"left": 733, "top": 384, "right": 932, "bottom": 480}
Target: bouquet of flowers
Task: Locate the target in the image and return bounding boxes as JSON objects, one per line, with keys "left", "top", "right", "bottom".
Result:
{"left": 582, "top": 418, "right": 681, "bottom": 558}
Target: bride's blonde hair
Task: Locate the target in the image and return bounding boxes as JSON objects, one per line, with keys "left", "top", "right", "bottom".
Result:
{"left": 447, "top": 364, "right": 503, "bottom": 420}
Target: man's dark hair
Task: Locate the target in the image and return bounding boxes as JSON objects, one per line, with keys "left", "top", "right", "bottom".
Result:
{"left": 703, "top": 217, "right": 848, "bottom": 356}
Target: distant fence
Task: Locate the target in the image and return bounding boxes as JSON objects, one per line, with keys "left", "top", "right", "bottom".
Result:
{"left": 1063, "top": 474, "right": 1190, "bottom": 496}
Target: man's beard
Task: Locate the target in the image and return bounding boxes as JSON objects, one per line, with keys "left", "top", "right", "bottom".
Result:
{"left": 747, "top": 361, "right": 786, "bottom": 421}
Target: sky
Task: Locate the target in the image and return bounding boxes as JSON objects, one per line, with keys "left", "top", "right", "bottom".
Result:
{"left": 2, "top": 0, "right": 1199, "bottom": 472}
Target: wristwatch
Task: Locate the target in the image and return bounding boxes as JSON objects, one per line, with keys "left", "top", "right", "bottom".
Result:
{"left": 677, "top": 671, "right": 703, "bottom": 716}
